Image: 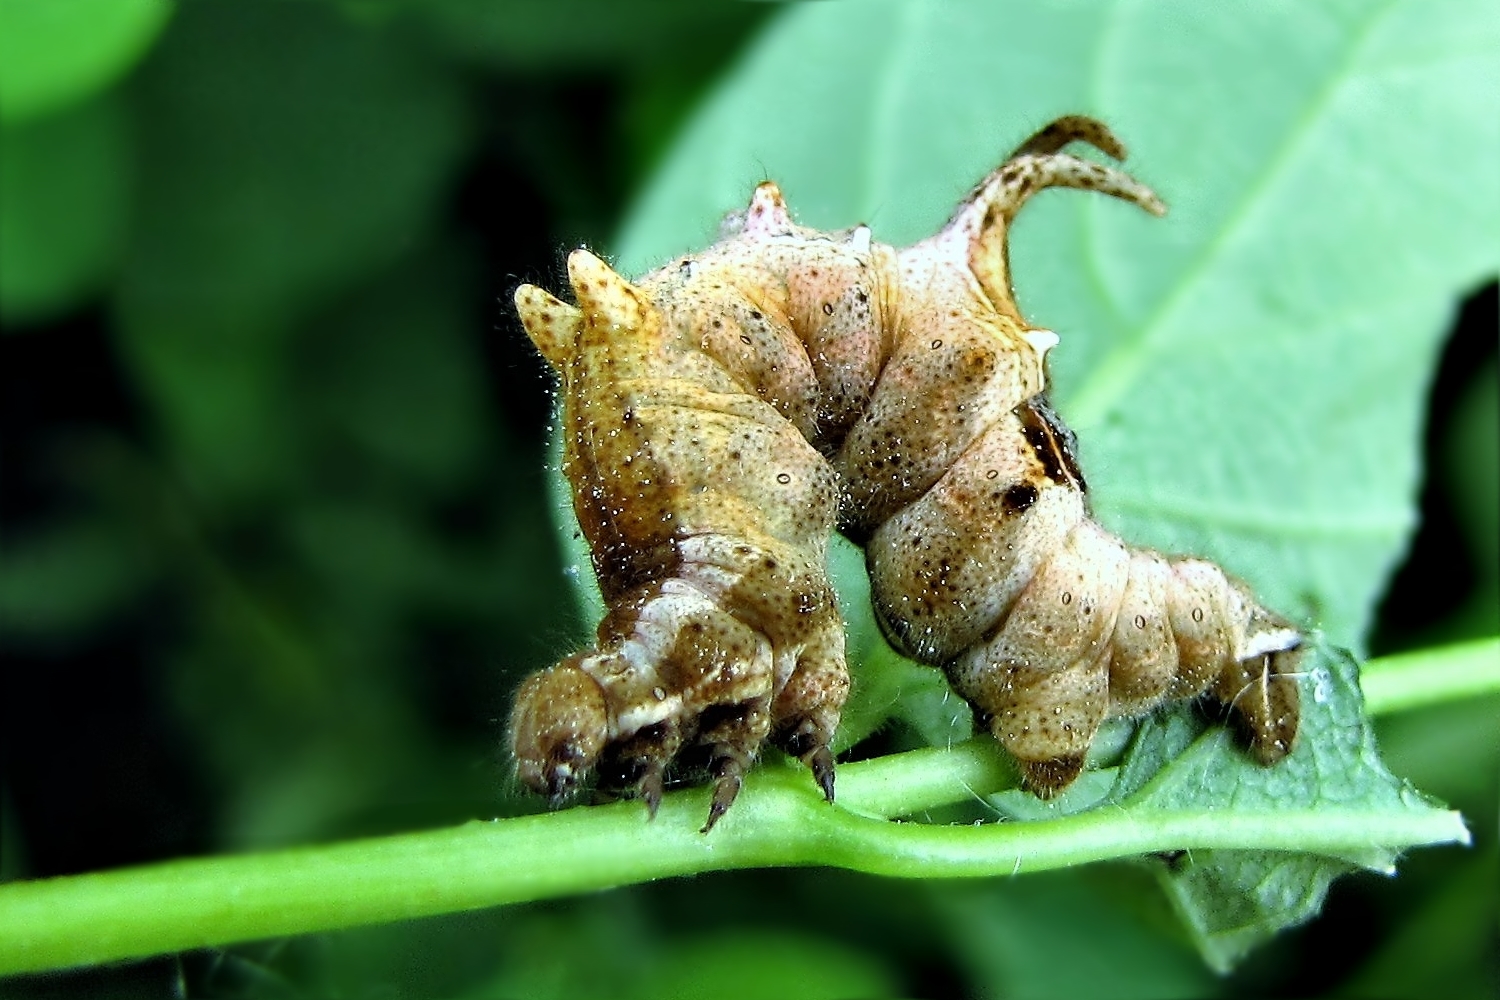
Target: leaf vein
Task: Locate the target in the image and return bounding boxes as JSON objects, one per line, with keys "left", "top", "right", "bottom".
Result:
{"left": 1068, "top": 0, "right": 1407, "bottom": 428}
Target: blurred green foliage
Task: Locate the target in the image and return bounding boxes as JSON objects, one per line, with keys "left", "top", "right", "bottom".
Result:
{"left": 0, "top": 0, "right": 170, "bottom": 123}
{"left": 1, "top": 2, "right": 1495, "bottom": 999}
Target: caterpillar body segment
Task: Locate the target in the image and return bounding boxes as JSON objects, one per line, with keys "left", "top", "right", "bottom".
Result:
{"left": 861, "top": 386, "right": 1303, "bottom": 795}
{"left": 510, "top": 116, "right": 1301, "bottom": 827}
{"left": 515, "top": 241, "right": 856, "bottom": 829}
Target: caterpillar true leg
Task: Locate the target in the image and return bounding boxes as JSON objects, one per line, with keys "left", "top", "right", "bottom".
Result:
{"left": 694, "top": 695, "right": 774, "bottom": 832}
{"left": 771, "top": 627, "right": 849, "bottom": 804}
{"left": 593, "top": 718, "right": 680, "bottom": 816}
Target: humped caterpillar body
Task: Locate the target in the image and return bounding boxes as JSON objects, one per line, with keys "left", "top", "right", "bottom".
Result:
{"left": 511, "top": 116, "right": 1302, "bottom": 830}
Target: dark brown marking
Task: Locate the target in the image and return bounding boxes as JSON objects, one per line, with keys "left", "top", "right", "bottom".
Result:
{"left": 1002, "top": 483, "right": 1039, "bottom": 514}
{"left": 1006, "top": 115, "right": 1128, "bottom": 161}
{"left": 1016, "top": 393, "right": 1087, "bottom": 492}
{"left": 1019, "top": 753, "right": 1086, "bottom": 799}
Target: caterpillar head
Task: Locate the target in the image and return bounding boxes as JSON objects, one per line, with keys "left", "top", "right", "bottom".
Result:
{"left": 509, "top": 656, "right": 609, "bottom": 805}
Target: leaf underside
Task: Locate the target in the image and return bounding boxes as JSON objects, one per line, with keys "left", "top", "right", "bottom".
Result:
{"left": 986, "top": 637, "right": 1456, "bottom": 971}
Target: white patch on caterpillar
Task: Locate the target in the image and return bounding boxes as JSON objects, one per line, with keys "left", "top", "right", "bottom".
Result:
{"left": 849, "top": 224, "right": 872, "bottom": 255}
{"left": 1021, "top": 327, "right": 1059, "bottom": 360}
{"left": 1240, "top": 626, "right": 1302, "bottom": 660}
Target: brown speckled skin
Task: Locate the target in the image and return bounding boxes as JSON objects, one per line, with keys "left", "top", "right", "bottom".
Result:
{"left": 512, "top": 116, "right": 1301, "bottom": 828}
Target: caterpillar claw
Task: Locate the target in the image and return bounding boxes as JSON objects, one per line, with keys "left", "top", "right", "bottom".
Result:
{"left": 810, "top": 745, "right": 836, "bottom": 804}
{"left": 702, "top": 770, "right": 743, "bottom": 834}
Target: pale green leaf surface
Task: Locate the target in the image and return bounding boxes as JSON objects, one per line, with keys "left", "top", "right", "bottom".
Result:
{"left": 1126, "top": 643, "right": 1435, "bottom": 821}
{"left": 0, "top": 0, "right": 172, "bottom": 122}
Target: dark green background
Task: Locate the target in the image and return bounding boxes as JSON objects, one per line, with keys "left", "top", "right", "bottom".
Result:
{"left": 2, "top": 3, "right": 1495, "bottom": 998}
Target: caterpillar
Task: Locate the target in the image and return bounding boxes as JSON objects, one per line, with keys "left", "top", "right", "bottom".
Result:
{"left": 510, "top": 115, "right": 1302, "bottom": 831}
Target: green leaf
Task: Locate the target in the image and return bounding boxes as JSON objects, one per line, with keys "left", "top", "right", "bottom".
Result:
{"left": 982, "top": 637, "right": 1470, "bottom": 970}
{"left": 117, "top": 2, "right": 472, "bottom": 329}
{"left": 0, "top": 0, "right": 172, "bottom": 122}
{"left": 305, "top": 244, "right": 492, "bottom": 493}
{"left": 1126, "top": 640, "right": 1451, "bottom": 970}
{"left": 0, "top": 515, "right": 154, "bottom": 638}
{"left": 622, "top": 930, "right": 899, "bottom": 1000}
{"left": 932, "top": 872, "right": 1216, "bottom": 1000}
{"left": 415, "top": 0, "right": 765, "bottom": 71}
{"left": 111, "top": 1, "right": 472, "bottom": 501}
{"left": 0, "top": 95, "right": 131, "bottom": 323}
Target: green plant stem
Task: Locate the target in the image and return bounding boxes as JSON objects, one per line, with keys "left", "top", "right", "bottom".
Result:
{"left": 1, "top": 637, "right": 1490, "bottom": 976}
{"left": 1360, "top": 636, "right": 1500, "bottom": 715}
{"left": 836, "top": 738, "right": 1017, "bottom": 818}
{"left": 0, "top": 771, "right": 1466, "bottom": 976}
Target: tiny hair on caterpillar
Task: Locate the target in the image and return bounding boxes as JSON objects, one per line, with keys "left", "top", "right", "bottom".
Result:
{"left": 510, "top": 115, "right": 1303, "bottom": 831}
